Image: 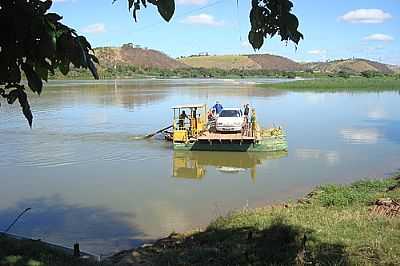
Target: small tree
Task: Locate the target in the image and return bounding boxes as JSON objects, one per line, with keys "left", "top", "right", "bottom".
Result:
{"left": 360, "top": 70, "right": 382, "bottom": 78}
{"left": 336, "top": 71, "right": 350, "bottom": 79}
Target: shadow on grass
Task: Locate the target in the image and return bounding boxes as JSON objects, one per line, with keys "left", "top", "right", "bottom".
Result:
{"left": 0, "top": 235, "right": 106, "bottom": 266}
{"left": 122, "top": 217, "right": 352, "bottom": 266}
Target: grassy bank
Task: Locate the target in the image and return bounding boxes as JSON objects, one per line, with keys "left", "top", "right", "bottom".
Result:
{"left": 0, "top": 236, "right": 102, "bottom": 266}
{"left": 261, "top": 77, "right": 400, "bottom": 91}
{"left": 111, "top": 175, "right": 400, "bottom": 265}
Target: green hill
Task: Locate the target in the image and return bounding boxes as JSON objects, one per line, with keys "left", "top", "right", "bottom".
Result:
{"left": 178, "top": 54, "right": 302, "bottom": 71}
{"left": 303, "top": 58, "right": 393, "bottom": 74}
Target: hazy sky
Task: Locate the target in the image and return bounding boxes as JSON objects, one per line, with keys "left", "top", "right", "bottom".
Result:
{"left": 51, "top": 0, "right": 400, "bottom": 64}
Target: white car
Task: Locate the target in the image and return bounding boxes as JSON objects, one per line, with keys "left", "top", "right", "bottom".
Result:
{"left": 216, "top": 108, "right": 244, "bottom": 132}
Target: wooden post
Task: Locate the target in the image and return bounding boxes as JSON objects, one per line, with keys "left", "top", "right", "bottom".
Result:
{"left": 73, "top": 243, "right": 80, "bottom": 257}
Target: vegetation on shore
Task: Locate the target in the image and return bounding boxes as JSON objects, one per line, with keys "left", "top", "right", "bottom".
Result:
{"left": 110, "top": 175, "right": 400, "bottom": 265}
{"left": 47, "top": 64, "right": 400, "bottom": 85}
{"left": 1, "top": 175, "right": 399, "bottom": 265}
{"left": 0, "top": 235, "right": 102, "bottom": 266}
{"left": 261, "top": 76, "right": 400, "bottom": 91}
{"left": 48, "top": 65, "right": 310, "bottom": 80}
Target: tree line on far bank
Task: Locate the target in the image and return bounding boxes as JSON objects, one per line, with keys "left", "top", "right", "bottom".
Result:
{"left": 48, "top": 64, "right": 400, "bottom": 80}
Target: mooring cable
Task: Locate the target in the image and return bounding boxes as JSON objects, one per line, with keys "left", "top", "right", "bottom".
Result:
{"left": 4, "top": 207, "right": 32, "bottom": 233}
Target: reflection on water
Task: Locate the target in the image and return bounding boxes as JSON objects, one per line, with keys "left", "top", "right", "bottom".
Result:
{"left": 340, "top": 128, "right": 381, "bottom": 144}
{"left": 368, "top": 119, "right": 400, "bottom": 145}
{"left": 0, "top": 196, "right": 145, "bottom": 255}
{"left": 1, "top": 79, "right": 400, "bottom": 255}
{"left": 295, "top": 149, "right": 340, "bottom": 166}
{"left": 173, "top": 151, "right": 288, "bottom": 182}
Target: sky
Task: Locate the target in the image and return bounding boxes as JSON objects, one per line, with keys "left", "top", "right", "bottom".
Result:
{"left": 51, "top": 0, "right": 400, "bottom": 64}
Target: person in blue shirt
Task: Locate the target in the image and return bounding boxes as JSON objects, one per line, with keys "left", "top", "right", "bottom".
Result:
{"left": 213, "top": 101, "right": 223, "bottom": 114}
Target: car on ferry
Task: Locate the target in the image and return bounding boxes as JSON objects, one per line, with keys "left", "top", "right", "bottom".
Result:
{"left": 216, "top": 108, "right": 244, "bottom": 132}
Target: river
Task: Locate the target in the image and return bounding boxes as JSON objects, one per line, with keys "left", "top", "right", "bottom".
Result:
{"left": 0, "top": 79, "right": 399, "bottom": 255}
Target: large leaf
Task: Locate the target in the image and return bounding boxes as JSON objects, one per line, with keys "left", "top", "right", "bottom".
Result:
{"left": 156, "top": 0, "right": 175, "bottom": 22}
{"left": 248, "top": 30, "right": 264, "bottom": 50}
{"left": 90, "top": 54, "right": 100, "bottom": 64}
{"left": 22, "top": 63, "right": 43, "bottom": 95}
{"left": 128, "top": 0, "right": 134, "bottom": 9}
{"left": 46, "top": 13, "right": 63, "bottom": 22}
{"left": 88, "top": 59, "right": 99, "bottom": 80}
{"left": 8, "top": 65, "right": 22, "bottom": 84}
{"left": 18, "top": 89, "right": 33, "bottom": 128}
{"left": 35, "top": 62, "right": 50, "bottom": 82}
{"left": 38, "top": 0, "right": 53, "bottom": 15}
{"left": 133, "top": 2, "right": 140, "bottom": 22}
{"left": 7, "top": 89, "right": 20, "bottom": 105}
{"left": 76, "top": 36, "right": 93, "bottom": 52}
{"left": 59, "top": 59, "right": 70, "bottom": 75}
{"left": 39, "top": 30, "right": 57, "bottom": 58}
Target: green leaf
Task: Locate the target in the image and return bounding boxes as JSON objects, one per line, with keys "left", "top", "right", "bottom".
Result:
{"left": 286, "top": 13, "right": 299, "bottom": 31}
{"left": 7, "top": 89, "right": 20, "bottom": 105}
{"left": 132, "top": 1, "right": 142, "bottom": 22}
{"left": 35, "top": 63, "right": 49, "bottom": 82}
{"left": 128, "top": 0, "right": 134, "bottom": 9}
{"left": 59, "top": 58, "right": 70, "bottom": 76}
{"left": 88, "top": 59, "right": 99, "bottom": 80}
{"left": 39, "top": 31, "right": 57, "bottom": 58}
{"left": 46, "top": 13, "right": 63, "bottom": 22}
{"left": 39, "top": 0, "right": 53, "bottom": 14}
{"left": 156, "top": 0, "right": 175, "bottom": 22}
{"left": 248, "top": 30, "right": 264, "bottom": 50}
{"left": 8, "top": 65, "right": 22, "bottom": 84}
{"left": 21, "top": 63, "right": 43, "bottom": 95}
{"left": 76, "top": 36, "right": 93, "bottom": 51}
{"left": 90, "top": 54, "right": 100, "bottom": 64}
{"left": 18, "top": 90, "right": 33, "bottom": 128}
{"left": 133, "top": 5, "right": 138, "bottom": 22}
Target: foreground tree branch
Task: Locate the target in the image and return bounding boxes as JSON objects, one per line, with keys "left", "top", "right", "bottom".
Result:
{"left": 0, "top": 0, "right": 302, "bottom": 126}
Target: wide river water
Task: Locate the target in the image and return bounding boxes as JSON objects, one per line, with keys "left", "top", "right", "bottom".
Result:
{"left": 0, "top": 79, "right": 399, "bottom": 255}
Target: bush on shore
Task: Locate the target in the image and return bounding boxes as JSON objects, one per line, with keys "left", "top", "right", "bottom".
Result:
{"left": 262, "top": 77, "right": 400, "bottom": 91}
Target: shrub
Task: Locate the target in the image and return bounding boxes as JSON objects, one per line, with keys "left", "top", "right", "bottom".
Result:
{"left": 336, "top": 71, "right": 350, "bottom": 78}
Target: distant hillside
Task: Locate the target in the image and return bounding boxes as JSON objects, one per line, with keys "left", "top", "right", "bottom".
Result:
{"left": 178, "top": 55, "right": 260, "bottom": 70}
{"left": 93, "top": 45, "right": 397, "bottom": 75}
{"left": 95, "top": 44, "right": 187, "bottom": 69}
{"left": 179, "top": 54, "right": 301, "bottom": 71}
{"left": 247, "top": 54, "right": 303, "bottom": 71}
{"left": 388, "top": 65, "right": 400, "bottom": 73}
{"left": 303, "top": 59, "right": 393, "bottom": 74}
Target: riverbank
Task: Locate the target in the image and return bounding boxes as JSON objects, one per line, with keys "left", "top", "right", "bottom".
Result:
{"left": 48, "top": 66, "right": 302, "bottom": 80}
{"left": 0, "top": 235, "right": 100, "bottom": 266}
{"left": 1, "top": 175, "right": 399, "bottom": 265}
{"left": 260, "top": 77, "right": 400, "bottom": 91}
{"left": 110, "top": 175, "right": 400, "bottom": 265}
